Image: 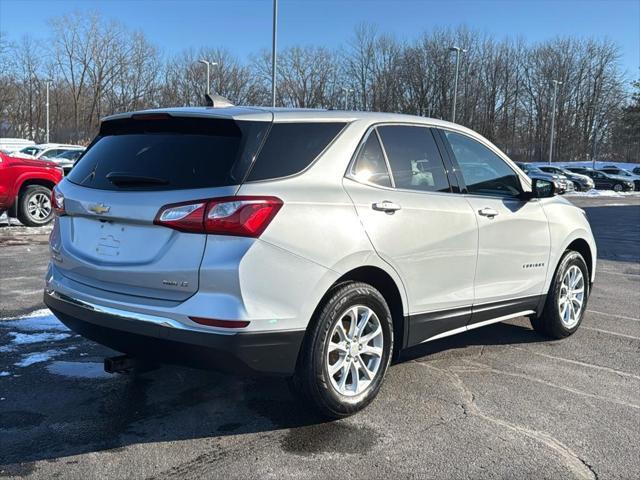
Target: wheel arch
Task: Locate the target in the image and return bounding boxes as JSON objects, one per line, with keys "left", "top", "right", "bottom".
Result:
{"left": 566, "top": 237, "right": 594, "bottom": 283}
{"left": 317, "top": 265, "right": 407, "bottom": 359}
{"left": 18, "top": 178, "right": 57, "bottom": 198}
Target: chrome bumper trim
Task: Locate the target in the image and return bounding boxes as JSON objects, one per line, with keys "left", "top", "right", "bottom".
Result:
{"left": 44, "top": 288, "right": 233, "bottom": 336}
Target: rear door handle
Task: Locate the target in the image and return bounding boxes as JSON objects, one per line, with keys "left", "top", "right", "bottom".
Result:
{"left": 372, "top": 201, "right": 402, "bottom": 213}
{"left": 478, "top": 207, "right": 499, "bottom": 218}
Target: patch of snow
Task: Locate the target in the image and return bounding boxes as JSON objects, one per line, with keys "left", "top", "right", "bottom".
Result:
{"left": 0, "top": 371, "right": 10, "bottom": 377}
{"left": 565, "top": 189, "right": 640, "bottom": 198}
{"left": 47, "top": 361, "right": 111, "bottom": 379}
{"left": 8, "top": 332, "right": 71, "bottom": 345}
{"left": 1, "top": 308, "right": 50, "bottom": 320}
{"left": 14, "top": 349, "right": 69, "bottom": 367}
{"left": 1, "top": 309, "right": 69, "bottom": 332}
{"left": 0, "top": 213, "right": 53, "bottom": 232}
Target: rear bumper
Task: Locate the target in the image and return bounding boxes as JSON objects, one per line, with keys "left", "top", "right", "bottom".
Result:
{"left": 44, "top": 289, "right": 304, "bottom": 376}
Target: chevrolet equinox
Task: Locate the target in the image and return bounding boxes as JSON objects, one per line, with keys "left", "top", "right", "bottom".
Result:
{"left": 44, "top": 107, "right": 596, "bottom": 418}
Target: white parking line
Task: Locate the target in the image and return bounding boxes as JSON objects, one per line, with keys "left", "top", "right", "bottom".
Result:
{"left": 597, "top": 270, "right": 640, "bottom": 278}
{"left": 510, "top": 346, "right": 640, "bottom": 381}
{"left": 582, "top": 326, "right": 640, "bottom": 340}
{"left": 587, "top": 310, "right": 640, "bottom": 322}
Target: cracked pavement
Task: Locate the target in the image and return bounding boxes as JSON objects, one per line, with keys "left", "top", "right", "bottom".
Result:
{"left": 1, "top": 196, "right": 638, "bottom": 479}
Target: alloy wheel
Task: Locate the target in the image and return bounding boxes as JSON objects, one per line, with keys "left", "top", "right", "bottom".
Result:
{"left": 326, "top": 305, "right": 384, "bottom": 397}
{"left": 27, "top": 193, "right": 52, "bottom": 221}
{"left": 558, "top": 265, "right": 585, "bottom": 328}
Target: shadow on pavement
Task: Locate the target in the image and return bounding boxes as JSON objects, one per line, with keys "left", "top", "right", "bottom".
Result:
{"left": 1, "top": 320, "right": 547, "bottom": 469}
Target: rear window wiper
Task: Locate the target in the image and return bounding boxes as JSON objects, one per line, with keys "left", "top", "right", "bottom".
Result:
{"left": 106, "top": 172, "right": 169, "bottom": 186}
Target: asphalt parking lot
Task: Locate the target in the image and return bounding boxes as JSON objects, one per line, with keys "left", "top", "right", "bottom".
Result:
{"left": 1, "top": 195, "right": 638, "bottom": 479}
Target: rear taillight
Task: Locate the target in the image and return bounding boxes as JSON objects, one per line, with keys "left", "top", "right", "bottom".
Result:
{"left": 154, "top": 196, "right": 283, "bottom": 237}
{"left": 51, "top": 186, "right": 66, "bottom": 216}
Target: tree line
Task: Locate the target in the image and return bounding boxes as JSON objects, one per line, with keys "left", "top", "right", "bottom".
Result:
{"left": 0, "top": 11, "right": 637, "bottom": 162}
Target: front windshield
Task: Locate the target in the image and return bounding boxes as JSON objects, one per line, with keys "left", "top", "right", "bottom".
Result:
{"left": 20, "top": 146, "right": 43, "bottom": 156}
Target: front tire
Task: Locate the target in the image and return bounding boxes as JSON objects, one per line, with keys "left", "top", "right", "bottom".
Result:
{"left": 293, "top": 282, "right": 393, "bottom": 418}
{"left": 613, "top": 183, "right": 623, "bottom": 192}
{"left": 531, "top": 250, "right": 589, "bottom": 339}
{"left": 17, "top": 185, "right": 54, "bottom": 226}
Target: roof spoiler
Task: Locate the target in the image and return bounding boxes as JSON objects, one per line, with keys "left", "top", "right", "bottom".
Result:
{"left": 205, "top": 93, "right": 234, "bottom": 108}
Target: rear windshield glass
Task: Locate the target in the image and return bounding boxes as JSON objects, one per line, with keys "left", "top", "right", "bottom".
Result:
{"left": 246, "top": 122, "right": 346, "bottom": 181}
{"left": 68, "top": 116, "right": 269, "bottom": 191}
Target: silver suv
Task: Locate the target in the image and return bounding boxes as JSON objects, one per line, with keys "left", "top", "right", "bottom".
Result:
{"left": 45, "top": 107, "right": 596, "bottom": 417}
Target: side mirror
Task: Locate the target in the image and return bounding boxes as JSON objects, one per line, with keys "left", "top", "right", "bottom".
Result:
{"left": 531, "top": 178, "right": 556, "bottom": 198}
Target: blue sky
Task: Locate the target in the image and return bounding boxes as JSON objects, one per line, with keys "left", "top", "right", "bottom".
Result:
{"left": 1, "top": 0, "right": 638, "bottom": 77}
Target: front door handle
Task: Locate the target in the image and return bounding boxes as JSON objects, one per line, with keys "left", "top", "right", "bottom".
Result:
{"left": 372, "top": 201, "right": 402, "bottom": 213}
{"left": 478, "top": 207, "right": 499, "bottom": 218}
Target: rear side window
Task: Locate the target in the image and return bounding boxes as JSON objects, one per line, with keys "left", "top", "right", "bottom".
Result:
{"left": 351, "top": 131, "right": 392, "bottom": 187}
{"left": 246, "top": 122, "right": 345, "bottom": 181}
{"left": 68, "top": 117, "right": 269, "bottom": 191}
{"left": 377, "top": 126, "right": 450, "bottom": 192}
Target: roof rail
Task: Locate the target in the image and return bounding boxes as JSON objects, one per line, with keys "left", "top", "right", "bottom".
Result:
{"left": 204, "top": 93, "right": 234, "bottom": 108}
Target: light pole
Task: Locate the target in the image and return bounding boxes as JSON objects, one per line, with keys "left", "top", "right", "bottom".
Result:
{"left": 449, "top": 46, "right": 467, "bottom": 123}
{"left": 45, "top": 79, "right": 52, "bottom": 143}
{"left": 271, "top": 0, "right": 278, "bottom": 107}
{"left": 341, "top": 87, "right": 353, "bottom": 110}
{"left": 198, "top": 60, "right": 218, "bottom": 95}
{"left": 548, "top": 79, "right": 562, "bottom": 164}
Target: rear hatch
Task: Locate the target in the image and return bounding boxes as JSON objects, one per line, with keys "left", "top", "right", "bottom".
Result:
{"left": 55, "top": 113, "right": 271, "bottom": 301}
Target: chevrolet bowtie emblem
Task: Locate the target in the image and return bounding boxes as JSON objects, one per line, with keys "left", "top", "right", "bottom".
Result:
{"left": 89, "top": 203, "right": 111, "bottom": 215}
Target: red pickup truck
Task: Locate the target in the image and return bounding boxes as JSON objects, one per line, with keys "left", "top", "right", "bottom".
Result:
{"left": 0, "top": 151, "right": 63, "bottom": 226}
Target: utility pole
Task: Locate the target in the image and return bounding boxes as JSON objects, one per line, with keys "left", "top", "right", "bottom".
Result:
{"left": 271, "top": 0, "right": 278, "bottom": 107}
{"left": 198, "top": 60, "right": 217, "bottom": 95}
{"left": 45, "top": 79, "right": 51, "bottom": 143}
{"left": 449, "top": 46, "right": 467, "bottom": 123}
{"left": 548, "top": 79, "right": 562, "bottom": 164}
{"left": 341, "top": 87, "right": 353, "bottom": 110}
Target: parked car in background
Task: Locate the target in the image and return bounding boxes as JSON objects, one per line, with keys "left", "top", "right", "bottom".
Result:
{"left": 597, "top": 167, "right": 640, "bottom": 190}
{"left": 45, "top": 149, "right": 85, "bottom": 175}
{"left": 632, "top": 166, "right": 640, "bottom": 175}
{"left": 17, "top": 143, "right": 85, "bottom": 161}
{"left": 565, "top": 167, "right": 635, "bottom": 192}
{"left": 44, "top": 107, "right": 596, "bottom": 418}
{"left": 0, "top": 138, "right": 35, "bottom": 153}
{"left": 538, "top": 165, "right": 594, "bottom": 191}
{"left": 515, "top": 162, "right": 573, "bottom": 193}
{"left": 0, "top": 151, "right": 63, "bottom": 226}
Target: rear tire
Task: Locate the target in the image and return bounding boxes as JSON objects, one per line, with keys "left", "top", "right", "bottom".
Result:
{"left": 613, "top": 183, "right": 623, "bottom": 192}
{"left": 292, "top": 281, "right": 393, "bottom": 418}
{"left": 531, "top": 250, "right": 589, "bottom": 339}
{"left": 17, "top": 185, "right": 54, "bottom": 226}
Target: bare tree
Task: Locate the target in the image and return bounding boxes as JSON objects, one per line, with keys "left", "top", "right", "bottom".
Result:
{"left": 0, "top": 15, "right": 632, "bottom": 161}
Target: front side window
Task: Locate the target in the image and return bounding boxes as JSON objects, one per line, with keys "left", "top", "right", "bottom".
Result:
{"left": 350, "top": 131, "right": 392, "bottom": 187}
{"left": 45, "top": 149, "right": 66, "bottom": 158}
{"left": 377, "top": 126, "right": 450, "bottom": 192}
{"left": 444, "top": 131, "right": 522, "bottom": 197}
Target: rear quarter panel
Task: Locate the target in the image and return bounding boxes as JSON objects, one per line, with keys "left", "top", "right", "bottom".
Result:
{"left": 236, "top": 120, "right": 410, "bottom": 328}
